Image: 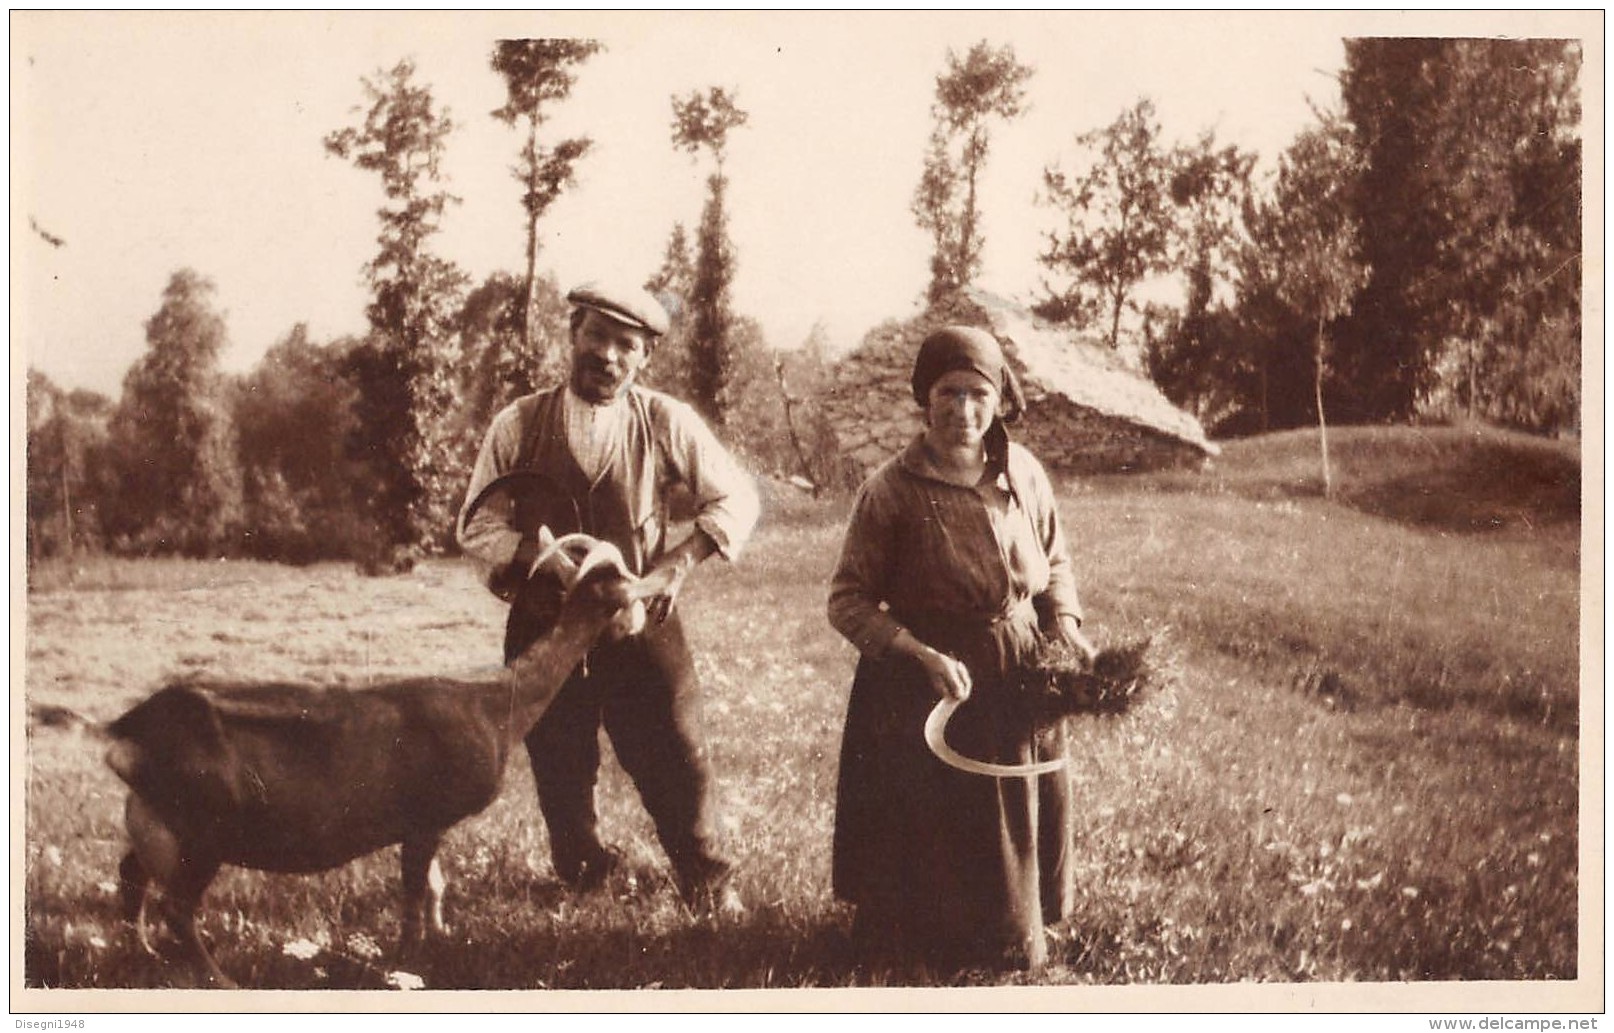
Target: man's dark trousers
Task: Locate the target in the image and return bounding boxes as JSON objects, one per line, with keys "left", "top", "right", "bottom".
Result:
{"left": 523, "top": 609, "right": 728, "bottom": 894}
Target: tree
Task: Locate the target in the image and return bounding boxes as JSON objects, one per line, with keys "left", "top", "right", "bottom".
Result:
{"left": 325, "top": 60, "right": 469, "bottom": 563}
{"left": 1167, "top": 133, "right": 1255, "bottom": 309}
{"left": 1334, "top": 39, "right": 1449, "bottom": 421}
{"left": 912, "top": 40, "right": 1034, "bottom": 303}
{"left": 26, "top": 370, "right": 113, "bottom": 560}
{"left": 104, "top": 269, "right": 244, "bottom": 554}
{"left": 646, "top": 222, "right": 695, "bottom": 300}
{"left": 1416, "top": 40, "right": 1582, "bottom": 431}
{"left": 233, "top": 326, "right": 370, "bottom": 563}
{"left": 1143, "top": 133, "right": 1256, "bottom": 421}
{"left": 1038, "top": 98, "right": 1176, "bottom": 350}
{"left": 640, "top": 222, "right": 696, "bottom": 397}
{"left": 1338, "top": 39, "right": 1582, "bottom": 428}
{"left": 770, "top": 322, "right": 855, "bottom": 493}
{"left": 1242, "top": 118, "right": 1370, "bottom": 495}
{"left": 453, "top": 270, "right": 570, "bottom": 469}
{"left": 489, "top": 39, "right": 603, "bottom": 361}
{"left": 671, "top": 87, "right": 749, "bottom": 426}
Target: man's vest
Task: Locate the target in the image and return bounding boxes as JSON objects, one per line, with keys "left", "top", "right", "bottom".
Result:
{"left": 509, "top": 386, "right": 672, "bottom": 578}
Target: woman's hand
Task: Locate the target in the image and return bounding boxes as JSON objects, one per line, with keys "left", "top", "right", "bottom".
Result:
{"left": 1057, "top": 614, "right": 1099, "bottom": 670}
{"left": 919, "top": 647, "right": 973, "bottom": 701}
{"left": 892, "top": 630, "right": 973, "bottom": 701}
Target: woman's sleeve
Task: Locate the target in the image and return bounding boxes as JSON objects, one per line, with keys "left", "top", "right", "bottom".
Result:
{"left": 1025, "top": 451, "right": 1084, "bottom": 627}
{"left": 827, "top": 474, "right": 905, "bottom": 656}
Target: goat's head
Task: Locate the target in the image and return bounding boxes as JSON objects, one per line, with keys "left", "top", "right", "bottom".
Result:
{"left": 502, "top": 532, "right": 655, "bottom": 665}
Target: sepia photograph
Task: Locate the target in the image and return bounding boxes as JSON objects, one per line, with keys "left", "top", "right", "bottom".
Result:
{"left": 11, "top": 8, "right": 1601, "bottom": 1018}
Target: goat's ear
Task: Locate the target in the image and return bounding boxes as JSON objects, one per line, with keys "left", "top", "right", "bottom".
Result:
{"left": 503, "top": 574, "right": 564, "bottom": 666}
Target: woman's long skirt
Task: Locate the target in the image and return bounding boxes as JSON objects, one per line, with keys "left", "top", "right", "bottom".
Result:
{"left": 831, "top": 607, "right": 1073, "bottom": 970}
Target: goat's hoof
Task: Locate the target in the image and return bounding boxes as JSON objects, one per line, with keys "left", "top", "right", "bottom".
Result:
{"left": 557, "top": 846, "right": 625, "bottom": 893}
{"left": 204, "top": 971, "right": 240, "bottom": 991}
{"left": 683, "top": 880, "right": 747, "bottom": 922}
{"left": 167, "top": 963, "right": 238, "bottom": 991}
{"left": 125, "top": 919, "right": 156, "bottom": 957}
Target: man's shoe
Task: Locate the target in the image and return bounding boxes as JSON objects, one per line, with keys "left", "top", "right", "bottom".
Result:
{"left": 557, "top": 846, "right": 623, "bottom": 892}
{"left": 680, "top": 873, "right": 745, "bottom": 920}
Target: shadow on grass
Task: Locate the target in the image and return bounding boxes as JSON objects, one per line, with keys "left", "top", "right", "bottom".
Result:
{"left": 30, "top": 884, "right": 1100, "bottom": 991}
{"left": 415, "top": 910, "right": 862, "bottom": 990}
{"left": 1133, "top": 424, "right": 1582, "bottom": 538}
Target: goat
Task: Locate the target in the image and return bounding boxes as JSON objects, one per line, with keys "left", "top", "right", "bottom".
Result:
{"left": 104, "top": 530, "right": 669, "bottom": 988}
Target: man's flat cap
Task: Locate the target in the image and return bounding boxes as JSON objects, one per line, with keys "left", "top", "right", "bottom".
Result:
{"left": 566, "top": 281, "right": 670, "bottom": 337}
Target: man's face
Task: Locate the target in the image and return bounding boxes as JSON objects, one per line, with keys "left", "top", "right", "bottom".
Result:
{"left": 569, "top": 308, "right": 651, "bottom": 404}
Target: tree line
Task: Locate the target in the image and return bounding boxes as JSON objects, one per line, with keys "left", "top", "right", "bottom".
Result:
{"left": 26, "top": 36, "right": 1582, "bottom": 566}
{"left": 918, "top": 38, "right": 1580, "bottom": 439}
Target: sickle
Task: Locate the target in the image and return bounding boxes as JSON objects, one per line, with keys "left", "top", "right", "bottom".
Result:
{"left": 459, "top": 469, "right": 560, "bottom": 540}
{"left": 924, "top": 697, "right": 1066, "bottom": 778}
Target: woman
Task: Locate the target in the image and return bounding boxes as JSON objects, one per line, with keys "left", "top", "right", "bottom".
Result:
{"left": 827, "top": 324, "right": 1096, "bottom": 972}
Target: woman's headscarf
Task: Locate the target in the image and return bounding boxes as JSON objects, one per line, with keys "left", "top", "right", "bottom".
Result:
{"left": 910, "top": 325, "right": 1026, "bottom": 424}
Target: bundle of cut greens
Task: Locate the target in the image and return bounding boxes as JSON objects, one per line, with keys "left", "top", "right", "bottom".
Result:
{"left": 1023, "top": 636, "right": 1156, "bottom": 718}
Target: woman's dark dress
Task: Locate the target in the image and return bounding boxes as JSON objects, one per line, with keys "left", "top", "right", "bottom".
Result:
{"left": 828, "top": 431, "right": 1084, "bottom": 969}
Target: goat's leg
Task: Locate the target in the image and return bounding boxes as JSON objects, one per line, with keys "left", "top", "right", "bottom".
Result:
{"left": 399, "top": 832, "right": 447, "bottom": 953}
{"left": 425, "top": 855, "right": 446, "bottom": 938}
{"left": 160, "top": 855, "right": 232, "bottom": 989}
{"left": 117, "top": 850, "right": 157, "bottom": 956}
{"left": 121, "top": 794, "right": 183, "bottom": 957}
{"left": 124, "top": 794, "right": 233, "bottom": 988}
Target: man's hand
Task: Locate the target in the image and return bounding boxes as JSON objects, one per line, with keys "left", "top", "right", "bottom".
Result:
{"left": 642, "top": 551, "right": 693, "bottom": 624}
{"left": 641, "top": 532, "right": 717, "bottom": 624}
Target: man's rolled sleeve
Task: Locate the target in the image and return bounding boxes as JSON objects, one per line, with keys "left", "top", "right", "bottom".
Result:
{"left": 457, "top": 402, "right": 529, "bottom": 573}
{"left": 664, "top": 401, "right": 760, "bottom": 562}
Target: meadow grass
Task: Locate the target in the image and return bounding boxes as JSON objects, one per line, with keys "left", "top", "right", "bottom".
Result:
{"left": 21, "top": 427, "right": 1583, "bottom": 991}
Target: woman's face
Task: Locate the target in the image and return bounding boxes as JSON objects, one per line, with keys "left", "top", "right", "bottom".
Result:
{"left": 925, "top": 369, "right": 999, "bottom": 451}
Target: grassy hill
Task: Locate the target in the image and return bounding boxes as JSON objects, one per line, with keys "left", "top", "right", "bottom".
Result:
{"left": 1137, "top": 423, "right": 1582, "bottom": 536}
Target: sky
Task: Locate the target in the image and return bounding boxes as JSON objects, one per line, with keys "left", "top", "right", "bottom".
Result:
{"left": 11, "top": 10, "right": 1593, "bottom": 398}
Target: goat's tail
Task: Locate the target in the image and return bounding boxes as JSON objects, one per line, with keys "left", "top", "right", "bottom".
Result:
{"left": 105, "top": 738, "right": 143, "bottom": 788}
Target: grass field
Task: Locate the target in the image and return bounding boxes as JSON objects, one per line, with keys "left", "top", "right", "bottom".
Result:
{"left": 19, "top": 424, "right": 1589, "bottom": 995}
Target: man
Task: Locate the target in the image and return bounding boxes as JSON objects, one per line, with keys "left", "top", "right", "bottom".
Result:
{"left": 457, "top": 280, "right": 759, "bottom": 916}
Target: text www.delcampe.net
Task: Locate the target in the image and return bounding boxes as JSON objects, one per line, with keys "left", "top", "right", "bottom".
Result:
{"left": 1429, "top": 1020, "right": 1599, "bottom": 1030}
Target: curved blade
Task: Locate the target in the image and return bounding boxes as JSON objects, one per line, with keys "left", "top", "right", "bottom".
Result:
{"left": 923, "top": 697, "right": 1066, "bottom": 779}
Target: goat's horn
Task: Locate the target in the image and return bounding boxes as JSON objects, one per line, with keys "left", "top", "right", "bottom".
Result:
{"left": 572, "top": 541, "right": 634, "bottom": 587}
{"left": 923, "top": 698, "right": 1067, "bottom": 779}
{"left": 525, "top": 533, "right": 606, "bottom": 582}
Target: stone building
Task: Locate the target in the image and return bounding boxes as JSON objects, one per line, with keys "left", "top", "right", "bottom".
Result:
{"left": 821, "top": 289, "right": 1219, "bottom": 480}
